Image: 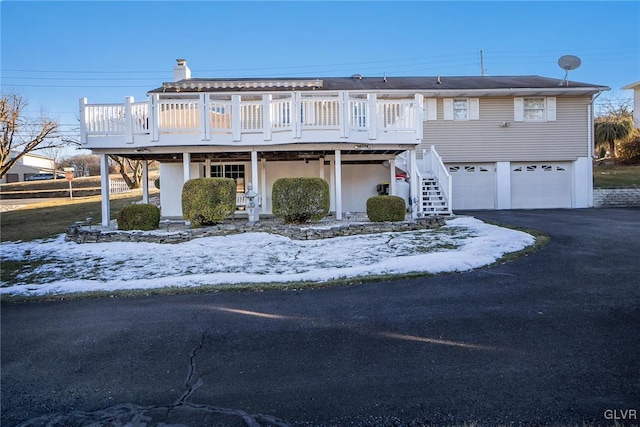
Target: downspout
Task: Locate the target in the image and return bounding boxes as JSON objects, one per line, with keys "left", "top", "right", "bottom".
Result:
{"left": 588, "top": 90, "right": 604, "bottom": 158}
{"left": 586, "top": 90, "right": 604, "bottom": 208}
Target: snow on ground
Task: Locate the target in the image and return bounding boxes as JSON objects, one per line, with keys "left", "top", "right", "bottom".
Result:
{"left": 0, "top": 217, "right": 534, "bottom": 296}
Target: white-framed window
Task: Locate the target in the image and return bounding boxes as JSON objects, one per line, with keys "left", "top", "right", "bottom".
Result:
{"left": 453, "top": 99, "right": 468, "bottom": 120}
{"left": 443, "top": 98, "right": 479, "bottom": 120}
{"left": 210, "top": 164, "right": 246, "bottom": 193}
{"left": 524, "top": 98, "right": 545, "bottom": 121}
{"left": 514, "top": 97, "right": 556, "bottom": 122}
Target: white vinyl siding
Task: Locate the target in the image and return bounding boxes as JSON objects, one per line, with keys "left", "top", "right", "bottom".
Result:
{"left": 514, "top": 97, "right": 556, "bottom": 122}
{"left": 443, "top": 98, "right": 479, "bottom": 121}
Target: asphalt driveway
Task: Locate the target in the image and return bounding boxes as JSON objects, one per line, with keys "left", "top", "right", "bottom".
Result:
{"left": 2, "top": 208, "right": 639, "bottom": 426}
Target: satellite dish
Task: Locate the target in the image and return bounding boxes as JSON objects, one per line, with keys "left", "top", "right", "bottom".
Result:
{"left": 557, "top": 55, "right": 582, "bottom": 86}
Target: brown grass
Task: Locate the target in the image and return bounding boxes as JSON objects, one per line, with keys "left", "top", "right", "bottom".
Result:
{"left": 593, "top": 163, "right": 640, "bottom": 188}
{"left": 0, "top": 191, "right": 156, "bottom": 242}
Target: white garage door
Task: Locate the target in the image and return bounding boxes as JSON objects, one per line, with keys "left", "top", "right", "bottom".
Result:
{"left": 448, "top": 163, "right": 495, "bottom": 210}
{"left": 511, "top": 163, "right": 572, "bottom": 209}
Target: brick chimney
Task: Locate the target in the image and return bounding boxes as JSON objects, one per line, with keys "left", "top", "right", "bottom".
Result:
{"left": 173, "top": 59, "right": 191, "bottom": 81}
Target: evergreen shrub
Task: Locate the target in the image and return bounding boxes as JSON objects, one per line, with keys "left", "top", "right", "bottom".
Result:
{"left": 366, "top": 195, "right": 406, "bottom": 222}
{"left": 117, "top": 204, "right": 160, "bottom": 231}
{"left": 182, "top": 178, "right": 236, "bottom": 227}
{"left": 272, "top": 177, "right": 330, "bottom": 223}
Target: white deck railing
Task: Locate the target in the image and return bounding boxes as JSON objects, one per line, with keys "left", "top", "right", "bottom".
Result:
{"left": 422, "top": 145, "right": 452, "bottom": 215}
{"left": 80, "top": 93, "right": 423, "bottom": 145}
{"left": 85, "top": 103, "right": 126, "bottom": 135}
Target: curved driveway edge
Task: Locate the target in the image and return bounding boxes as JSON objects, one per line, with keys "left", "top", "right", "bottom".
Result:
{"left": 2, "top": 208, "right": 639, "bottom": 426}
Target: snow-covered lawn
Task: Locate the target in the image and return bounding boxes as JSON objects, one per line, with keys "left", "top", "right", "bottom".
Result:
{"left": 0, "top": 217, "right": 534, "bottom": 297}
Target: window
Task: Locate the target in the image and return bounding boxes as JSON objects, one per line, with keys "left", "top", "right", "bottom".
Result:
{"left": 210, "top": 164, "right": 245, "bottom": 193}
{"left": 443, "top": 98, "right": 479, "bottom": 120}
{"left": 523, "top": 98, "right": 546, "bottom": 121}
{"left": 453, "top": 99, "right": 468, "bottom": 120}
{"left": 514, "top": 97, "right": 556, "bottom": 122}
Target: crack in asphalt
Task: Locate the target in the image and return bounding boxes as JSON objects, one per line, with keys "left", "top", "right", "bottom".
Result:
{"left": 17, "top": 330, "right": 292, "bottom": 427}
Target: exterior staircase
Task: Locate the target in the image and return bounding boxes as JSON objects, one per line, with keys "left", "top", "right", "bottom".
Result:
{"left": 395, "top": 145, "right": 452, "bottom": 217}
{"left": 420, "top": 175, "right": 450, "bottom": 215}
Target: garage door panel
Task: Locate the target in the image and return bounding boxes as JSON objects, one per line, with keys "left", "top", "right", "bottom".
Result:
{"left": 511, "top": 163, "right": 571, "bottom": 209}
{"left": 448, "top": 163, "right": 495, "bottom": 210}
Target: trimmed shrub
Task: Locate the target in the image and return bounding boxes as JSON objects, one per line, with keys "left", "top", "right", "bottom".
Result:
{"left": 154, "top": 178, "right": 160, "bottom": 189}
{"left": 272, "top": 177, "right": 330, "bottom": 224}
{"left": 117, "top": 204, "right": 160, "bottom": 231}
{"left": 366, "top": 195, "right": 406, "bottom": 222}
{"left": 182, "top": 178, "right": 236, "bottom": 228}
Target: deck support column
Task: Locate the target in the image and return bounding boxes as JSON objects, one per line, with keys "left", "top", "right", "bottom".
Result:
{"left": 142, "top": 160, "right": 149, "bottom": 204}
{"left": 409, "top": 149, "right": 418, "bottom": 219}
{"left": 260, "top": 158, "right": 267, "bottom": 214}
{"left": 183, "top": 152, "right": 191, "bottom": 184}
{"left": 100, "top": 154, "right": 110, "bottom": 226}
{"left": 251, "top": 150, "right": 259, "bottom": 222}
{"left": 389, "top": 158, "right": 396, "bottom": 195}
{"left": 334, "top": 149, "right": 342, "bottom": 220}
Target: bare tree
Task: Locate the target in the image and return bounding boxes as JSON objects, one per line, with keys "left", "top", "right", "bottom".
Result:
{"left": 594, "top": 96, "right": 633, "bottom": 119}
{"left": 108, "top": 155, "right": 144, "bottom": 189}
{"left": 41, "top": 145, "right": 67, "bottom": 179}
{"left": 1, "top": 93, "right": 61, "bottom": 179}
{"left": 594, "top": 96, "right": 635, "bottom": 159}
{"left": 61, "top": 154, "right": 102, "bottom": 176}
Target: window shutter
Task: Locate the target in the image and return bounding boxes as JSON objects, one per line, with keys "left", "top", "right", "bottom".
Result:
{"left": 443, "top": 98, "right": 453, "bottom": 120}
{"left": 426, "top": 98, "right": 437, "bottom": 121}
{"left": 514, "top": 98, "right": 524, "bottom": 122}
{"left": 469, "top": 98, "right": 479, "bottom": 120}
{"left": 546, "top": 97, "right": 556, "bottom": 121}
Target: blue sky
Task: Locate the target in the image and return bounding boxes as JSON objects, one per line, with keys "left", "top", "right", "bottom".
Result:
{"left": 1, "top": 1, "right": 639, "bottom": 147}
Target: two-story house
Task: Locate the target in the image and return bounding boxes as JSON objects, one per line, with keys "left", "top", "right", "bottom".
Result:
{"left": 80, "top": 60, "right": 608, "bottom": 226}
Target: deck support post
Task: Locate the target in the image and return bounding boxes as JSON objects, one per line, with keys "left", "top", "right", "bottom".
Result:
{"left": 251, "top": 150, "right": 259, "bottom": 222}
{"left": 409, "top": 149, "right": 418, "bottom": 219}
{"left": 183, "top": 152, "right": 191, "bottom": 184}
{"left": 142, "top": 160, "right": 149, "bottom": 204}
{"left": 334, "top": 149, "right": 342, "bottom": 220}
{"left": 100, "top": 154, "right": 110, "bottom": 226}
{"left": 389, "top": 157, "right": 396, "bottom": 196}
{"left": 260, "top": 158, "right": 267, "bottom": 215}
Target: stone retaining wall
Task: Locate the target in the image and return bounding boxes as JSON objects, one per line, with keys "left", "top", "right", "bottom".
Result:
{"left": 66, "top": 217, "right": 446, "bottom": 244}
{"left": 593, "top": 188, "right": 640, "bottom": 207}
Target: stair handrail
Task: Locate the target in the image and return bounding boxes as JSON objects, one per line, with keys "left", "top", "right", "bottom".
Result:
{"left": 423, "top": 145, "right": 452, "bottom": 215}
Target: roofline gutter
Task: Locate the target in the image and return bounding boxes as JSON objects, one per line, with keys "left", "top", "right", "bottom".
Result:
{"left": 148, "top": 86, "right": 611, "bottom": 97}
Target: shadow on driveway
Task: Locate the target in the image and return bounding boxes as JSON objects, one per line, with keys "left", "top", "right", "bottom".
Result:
{"left": 2, "top": 208, "right": 639, "bottom": 426}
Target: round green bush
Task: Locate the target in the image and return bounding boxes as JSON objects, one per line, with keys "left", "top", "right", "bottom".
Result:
{"left": 182, "top": 178, "right": 236, "bottom": 228}
{"left": 272, "top": 177, "right": 330, "bottom": 224}
{"left": 154, "top": 178, "right": 160, "bottom": 189}
{"left": 366, "top": 195, "right": 406, "bottom": 222}
{"left": 117, "top": 204, "right": 160, "bottom": 231}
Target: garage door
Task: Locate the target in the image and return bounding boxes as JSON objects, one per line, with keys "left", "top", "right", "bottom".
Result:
{"left": 448, "top": 163, "right": 495, "bottom": 210}
{"left": 511, "top": 163, "right": 571, "bottom": 209}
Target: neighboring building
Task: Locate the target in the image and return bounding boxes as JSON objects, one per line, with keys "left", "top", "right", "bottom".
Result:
{"left": 79, "top": 60, "right": 609, "bottom": 226}
{"left": 1, "top": 151, "right": 56, "bottom": 183}
{"left": 622, "top": 80, "right": 640, "bottom": 128}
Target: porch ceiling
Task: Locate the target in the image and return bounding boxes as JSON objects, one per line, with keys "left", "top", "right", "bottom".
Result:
{"left": 118, "top": 148, "right": 406, "bottom": 162}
